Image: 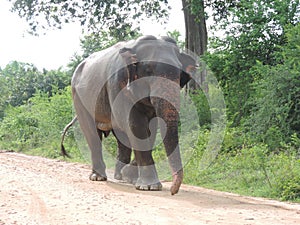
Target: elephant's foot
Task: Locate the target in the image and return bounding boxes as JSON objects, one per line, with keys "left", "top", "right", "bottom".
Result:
{"left": 89, "top": 170, "right": 107, "bottom": 181}
{"left": 135, "top": 182, "right": 162, "bottom": 191}
{"left": 135, "top": 164, "right": 162, "bottom": 191}
{"left": 114, "top": 160, "right": 126, "bottom": 180}
{"left": 114, "top": 172, "right": 122, "bottom": 180}
{"left": 121, "top": 164, "right": 138, "bottom": 184}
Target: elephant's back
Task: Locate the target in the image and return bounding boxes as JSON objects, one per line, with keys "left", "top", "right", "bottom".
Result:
{"left": 70, "top": 41, "right": 128, "bottom": 116}
{"left": 72, "top": 41, "right": 129, "bottom": 85}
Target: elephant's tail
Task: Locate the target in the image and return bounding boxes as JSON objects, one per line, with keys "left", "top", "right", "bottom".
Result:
{"left": 61, "top": 116, "right": 78, "bottom": 158}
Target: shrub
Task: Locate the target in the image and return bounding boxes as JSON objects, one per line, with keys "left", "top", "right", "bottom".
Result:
{"left": 0, "top": 86, "right": 77, "bottom": 158}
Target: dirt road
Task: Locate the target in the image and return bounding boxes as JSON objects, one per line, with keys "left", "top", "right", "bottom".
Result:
{"left": 0, "top": 151, "right": 299, "bottom": 225}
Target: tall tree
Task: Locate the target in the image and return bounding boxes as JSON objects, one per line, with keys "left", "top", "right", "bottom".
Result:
{"left": 182, "top": 0, "right": 208, "bottom": 89}
{"left": 182, "top": 0, "right": 207, "bottom": 56}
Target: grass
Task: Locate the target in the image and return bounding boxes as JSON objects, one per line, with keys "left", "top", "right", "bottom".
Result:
{"left": 184, "top": 144, "right": 300, "bottom": 202}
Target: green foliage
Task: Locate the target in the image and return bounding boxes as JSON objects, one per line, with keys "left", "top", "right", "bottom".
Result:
{"left": 0, "top": 105, "right": 39, "bottom": 150}
{"left": 0, "top": 61, "right": 71, "bottom": 119}
{"left": 247, "top": 24, "right": 300, "bottom": 148}
{"left": 0, "top": 87, "right": 76, "bottom": 158}
{"left": 189, "top": 21, "right": 300, "bottom": 201}
{"left": 185, "top": 141, "right": 300, "bottom": 201}
{"left": 205, "top": 0, "right": 300, "bottom": 125}
{"left": 221, "top": 126, "right": 246, "bottom": 153}
{"left": 188, "top": 89, "right": 211, "bottom": 126}
{"left": 211, "top": 0, "right": 299, "bottom": 32}
{"left": 0, "top": 71, "right": 9, "bottom": 119}
{"left": 9, "top": 0, "right": 170, "bottom": 35}
{"left": 0, "top": 61, "right": 41, "bottom": 108}
{"left": 270, "top": 150, "right": 300, "bottom": 201}
{"left": 166, "top": 30, "right": 185, "bottom": 49}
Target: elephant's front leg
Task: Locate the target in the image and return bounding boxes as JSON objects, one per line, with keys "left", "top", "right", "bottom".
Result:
{"left": 134, "top": 150, "right": 162, "bottom": 191}
{"left": 128, "top": 110, "right": 162, "bottom": 191}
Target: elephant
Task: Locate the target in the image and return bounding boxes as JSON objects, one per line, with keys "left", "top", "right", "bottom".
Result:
{"left": 61, "top": 35, "right": 196, "bottom": 195}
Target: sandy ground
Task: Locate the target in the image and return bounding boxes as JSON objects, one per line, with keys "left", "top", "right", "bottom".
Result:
{"left": 0, "top": 151, "right": 299, "bottom": 225}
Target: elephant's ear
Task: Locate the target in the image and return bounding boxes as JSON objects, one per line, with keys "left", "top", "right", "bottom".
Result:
{"left": 119, "top": 47, "right": 138, "bottom": 86}
{"left": 179, "top": 53, "right": 197, "bottom": 88}
{"left": 180, "top": 72, "right": 192, "bottom": 88}
{"left": 119, "top": 47, "right": 137, "bottom": 65}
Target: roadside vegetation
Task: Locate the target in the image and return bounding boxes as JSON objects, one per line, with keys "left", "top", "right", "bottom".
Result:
{"left": 1, "top": 1, "right": 299, "bottom": 202}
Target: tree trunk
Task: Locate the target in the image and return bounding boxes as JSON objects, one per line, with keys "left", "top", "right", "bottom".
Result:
{"left": 182, "top": 0, "right": 208, "bottom": 90}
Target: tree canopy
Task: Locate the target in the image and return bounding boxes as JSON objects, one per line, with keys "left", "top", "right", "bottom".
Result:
{"left": 9, "top": 0, "right": 170, "bottom": 37}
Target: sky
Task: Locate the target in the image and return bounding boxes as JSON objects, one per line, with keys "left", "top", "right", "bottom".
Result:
{"left": 0, "top": 1, "right": 185, "bottom": 70}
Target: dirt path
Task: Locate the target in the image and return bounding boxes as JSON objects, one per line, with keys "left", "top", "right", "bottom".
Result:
{"left": 0, "top": 151, "right": 299, "bottom": 225}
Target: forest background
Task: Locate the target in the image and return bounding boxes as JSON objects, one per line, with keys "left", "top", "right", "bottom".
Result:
{"left": 0, "top": 0, "right": 299, "bottom": 202}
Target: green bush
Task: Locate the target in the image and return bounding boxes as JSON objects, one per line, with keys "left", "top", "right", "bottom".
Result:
{"left": 184, "top": 141, "right": 300, "bottom": 201}
{"left": 0, "top": 86, "right": 78, "bottom": 158}
{"left": 246, "top": 24, "right": 300, "bottom": 149}
{"left": 188, "top": 90, "right": 211, "bottom": 126}
{"left": 269, "top": 145, "right": 300, "bottom": 201}
{"left": 0, "top": 105, "right": 40, "bottom": 151}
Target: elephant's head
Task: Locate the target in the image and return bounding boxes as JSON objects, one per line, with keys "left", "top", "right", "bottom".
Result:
{"left": 118, "top": 35, "right": 197, "bottom": 194}
{"left": 120, "top": 35, "right": 195, "bottom": 89}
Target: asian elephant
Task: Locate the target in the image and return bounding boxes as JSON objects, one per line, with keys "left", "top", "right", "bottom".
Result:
{"left": 61, "top": 35, "right": 196, "bottom": 195}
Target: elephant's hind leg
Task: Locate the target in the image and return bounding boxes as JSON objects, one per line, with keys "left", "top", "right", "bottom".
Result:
{"left": 112, "top": 130, "right": 134, "bottom": 180}
{"left": 73, "top": 93, "right": 107, "bottom": 181}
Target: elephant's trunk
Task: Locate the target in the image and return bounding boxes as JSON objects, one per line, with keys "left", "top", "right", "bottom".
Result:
{"left": 151, "top": 81, "right": 183, "bottom": 195}
{"left": 162, "top": 113, "right": 183, "bottom": 195}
